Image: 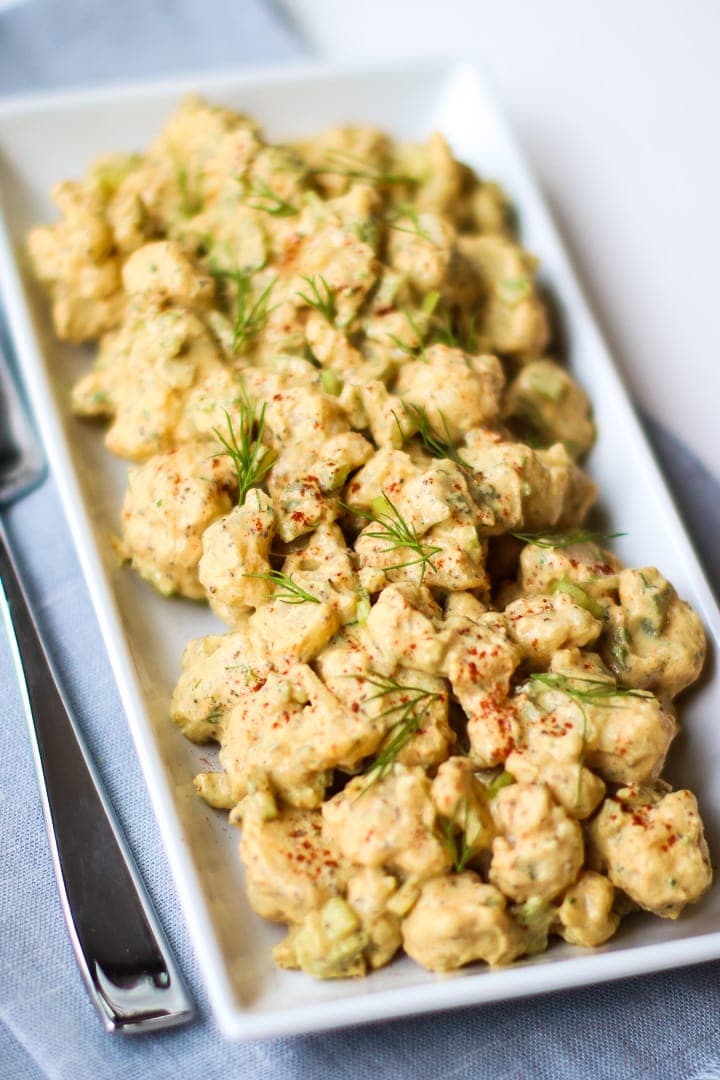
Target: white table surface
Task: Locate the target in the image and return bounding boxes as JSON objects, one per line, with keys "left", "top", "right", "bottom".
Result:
{"left": 282, "top": 0, "right": 720, "bottom": 480}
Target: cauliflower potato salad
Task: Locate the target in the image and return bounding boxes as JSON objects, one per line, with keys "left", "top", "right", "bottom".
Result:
{"left": 29, "top": 96, "right": 712, "bottom": 979}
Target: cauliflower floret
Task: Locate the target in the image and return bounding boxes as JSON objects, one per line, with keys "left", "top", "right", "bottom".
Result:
{"left": 356, "top": 512, "right": 489, "bottom": 595}
{"left": 121, "top": 240, "right": 214, "bottom": 305}
{"left": 297, "top": 124, "right": 391, "bottom": 198}
{"left": 589, "top": 785, "right": 712, "bottom": 919}
{"left": 137, "top": 94, "right": 253, "bottom": 230}
{"left": 170, "top": 623, "right": 272, "bottom": 742}
{"left": 220, "top": 663, "right": 362, "bottom": 808}
{"left": 346, "top": 869, "right": 403, "bottom": 970}
{"left": 441, "top": 610, "right": 521, "bottom": 767}
{"left": 315, "top": 638, "right": 451, "bottom": 771}
{"left": 72, "top": 303, "right": 231, "bottom": 460}
{"left": 290, "top": 212, "right": 378, "bottom": 327}
{"left": 396, "top": 132, "right": 465, "bottom": 219}
{"left": 313, "top": 431, "right": 374, "bottom": 492}
{"left": 262, "top": 385, "right": 348, "bottom": 455}
{"left": 505, "top": 684, "right": 606, "bottom": 820}
{"left": 505, "top": 591, "right": 603, "bottom": 668}
{"left": 268, "top": 471, "right": 339, "bottom": 543}
{"left": 519, "top": 540, "right": 621, "bottom": 597}
{"left": 361, "top": 583, "right": 444, "bottom": 675}
{"left": 462, "top": 430, "right": 596, "bottom": 536}
{"left": 394, "top": 345, "right": 504, "bottom": 442}
{"left": 273, "top": 897, "right": 369, "bottom": 979}
{"left": 322, "top": 765, "right": 452, "bottom": 881}
{"left": 120, "top": 441, "right": 235, "bottom": 598}
{"left": 352, "top": 380, "right": 409, "bottom": 448}
{"left": 503, "top": 358, "right": 595, "bottom": 459}
{"left": 602, "top": 567, "right": 706, "bottom": 699}
{"left": 283, "top": 523, "right": 360, "bottom": 624}
{"left": 27, "top": 178, "right": 125, "bottom": 342}
{"left": 305, "top": 314, "right": 366, "bottom": 378}
{"left": 402, "top": 874, "right": 524, "bottom": 971}
{"left": 547, "top": 648, "right": 678, "bottom": 787}
{"left": 397, "top": 460, "right": 492, "bottom": 535}
{"left": 250, "top": 596, "right": 340, "bottom": 667}
{"left": 489, "top": 782, "right": 584, "bottom": 903}
{"left": 344, "top": 448, "right": 419, "bottom": 510}
{"left": 555, "top": 870, "right": 619, "bottom": 947}
{"left": 239, "top": 802, "right": 348, "bottom": 923}
{"left": 198, "top": 489, "right": 276, "bottom": 625}
{"left": 457, "top": 234, "right": 549, "bottom": 358}
{"left": 386, "top": 209, "right": 455, "bottom": 292}
{"left": 469, "top": 180, "right": 512, "bottom": 236}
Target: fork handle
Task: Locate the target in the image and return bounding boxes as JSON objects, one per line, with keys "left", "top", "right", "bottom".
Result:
{"left": 0, "top": 516, "right": 193, "bottom": 1033}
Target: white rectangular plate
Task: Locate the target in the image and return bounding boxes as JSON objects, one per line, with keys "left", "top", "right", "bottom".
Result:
{"left": 1, "top": 59, "right": 719, "bottom": 1040}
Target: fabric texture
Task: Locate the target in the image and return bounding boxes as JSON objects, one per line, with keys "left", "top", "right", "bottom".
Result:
{"left": 1, "top": 3, "right": 719, "bottom": 1077}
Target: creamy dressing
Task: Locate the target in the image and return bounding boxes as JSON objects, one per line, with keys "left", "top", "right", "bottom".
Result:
{"left": 29, "top": 96, "right": 711, "bottom": 980}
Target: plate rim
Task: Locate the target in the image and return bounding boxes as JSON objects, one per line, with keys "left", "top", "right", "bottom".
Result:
{"left": 1, "top": 55, "right": 719, "bottom": 1039}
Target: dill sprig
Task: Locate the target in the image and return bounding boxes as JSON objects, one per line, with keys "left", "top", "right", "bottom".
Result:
{"left": 385, "top": 204, "right": 434, "bottom": 242}
{"left": 430, "top": 306, "right": 460, "bottom": 348}
{"left": 221, "top": 271, "right": 277, "bottom": 353}
{"left": 244, "top": 177, "right": 298, "bottom": 217}
{"left": 527, "top": 672, "right": 654, "bottom": 706}
{"left": 346, "top": 491, "right": 442, "bottom": 585}
{"left": 394, "top": 401, "right": 470, "bottom": 470}
{"left": 213, "top": 399, "right": 276, "bottom": 505}
{"left": 387, "top": 293, "right": 439, "bottom": 361}
{"left": 439, "top": 798, "right": 474, "bottom": 872}
{"left": 511, "top": 529, "right": 626, "bottom": 549}
{"left": 297, "top": 274, "right": 336, "bottom": 323}
{"left": 244, "top": 569, "right": 320, "bottom": 605}
{"left": 359, "top": 674, "right": 442, "bottom": 784}
{"left": 313, "top": 149, "right": 419, "bottom": 187}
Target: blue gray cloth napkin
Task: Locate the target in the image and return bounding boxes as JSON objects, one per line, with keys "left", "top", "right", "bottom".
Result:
{"left": 1, "top": 3, "right": 719, "bottom": 1077}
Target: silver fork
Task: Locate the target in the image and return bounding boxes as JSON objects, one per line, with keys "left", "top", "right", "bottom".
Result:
{"left": 0, "top": 328, "right": 193, "bottom": 1033}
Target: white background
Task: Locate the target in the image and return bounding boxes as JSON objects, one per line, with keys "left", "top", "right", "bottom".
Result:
{"left": 282, "top": 0, "right": 720, "bottom": 479}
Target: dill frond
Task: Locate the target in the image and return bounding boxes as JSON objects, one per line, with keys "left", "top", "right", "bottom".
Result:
{"left": 511, "top": 529, "right": 626, "bottom": 549}
{"left": 439, "top": 798, "right": 474, "bottom": 872}
{"left": 430, "top": 306, "right": 460, "bottom": 348}
{"left": 297, "top": 274, "right": 336, "bottom": 323}
{"left": 244, "top": 177, "right": 298, "bottom": 217}
{"left": 358, "top": 674, "right": 443, "bottom": 785}
{"left": 244, "top": 569, "right": 320, "bottom": 605}
{"left": 394, "top": 401, "right": 470, "bottom": 470}
{"left": 385, "top": 204, "right": 434, "bottom": 242}
{"left": 313, "top": 149, "right": 419, "bottom": 187}
{"left": 387, "top": 303, "right": 433, "bottom": 361}
{"left": 221, "top": 271, "right": 277, "bottom": 353}
{"left": 346, "top": 491, "right": 442, "bottom": 585}
{"left": 527, "top": 672, "right": 653, "bottom": 706}
{"left": 212, "top": 398, "right": 276, "bottom": 505}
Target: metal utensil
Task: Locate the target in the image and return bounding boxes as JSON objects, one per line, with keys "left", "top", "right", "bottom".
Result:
{"left": 0, "top": 328, "right": 193, "bottom": 1034}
